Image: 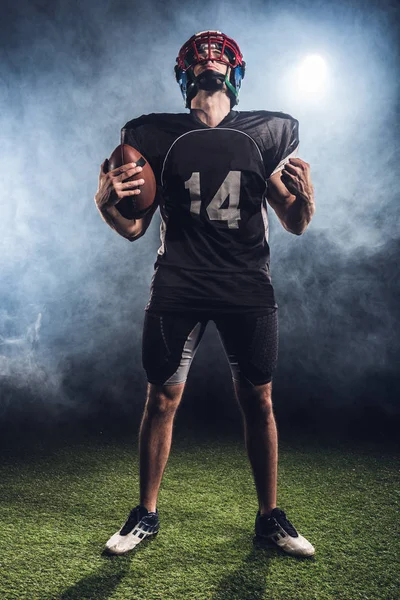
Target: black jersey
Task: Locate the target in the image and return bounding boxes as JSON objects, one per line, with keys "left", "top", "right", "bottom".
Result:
{"left": 122, "top": 110, "right": 299, "bottom": 313}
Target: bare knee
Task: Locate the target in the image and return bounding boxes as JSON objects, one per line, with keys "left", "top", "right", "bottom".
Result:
{"left": 235, "top": 382, "right": 274, "bottom": 423}
{"left": 144, "top": 383, "right": 185, "bottom": 419}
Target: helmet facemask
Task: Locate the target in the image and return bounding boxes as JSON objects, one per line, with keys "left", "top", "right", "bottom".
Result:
{"left": 175, "top": 31, "right": 245, "bottom": 108}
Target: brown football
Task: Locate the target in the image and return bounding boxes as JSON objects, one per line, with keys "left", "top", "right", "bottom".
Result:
{"left": 108, "top": 144, "right": 156, "bottom": 219}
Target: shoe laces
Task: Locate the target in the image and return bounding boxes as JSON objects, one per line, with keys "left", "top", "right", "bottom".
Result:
{"left": 272, "top": 509, "right": 298, "bottom": 537}
{"left": 120, "top": 506, "right": 146, "bottom": 536}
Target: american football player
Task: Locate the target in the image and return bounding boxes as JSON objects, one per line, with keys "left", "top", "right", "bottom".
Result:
{"left": 95, "top": 30, "right": 315, "bottom": 557}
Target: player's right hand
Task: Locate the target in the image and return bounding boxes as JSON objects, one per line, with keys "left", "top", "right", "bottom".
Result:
{"left": 94, "top": 159, "right": 145, "bottom": 211}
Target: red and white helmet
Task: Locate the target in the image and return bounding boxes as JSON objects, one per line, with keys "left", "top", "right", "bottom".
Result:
{"left": 175, "top": 30, "right": 246, "bottom": 108}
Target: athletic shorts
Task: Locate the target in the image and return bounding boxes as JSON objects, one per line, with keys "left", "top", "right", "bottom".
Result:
{"left": 142, "top": 308, "right": 278, "bottom": 387}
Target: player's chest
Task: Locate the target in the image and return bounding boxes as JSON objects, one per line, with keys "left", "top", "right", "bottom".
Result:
{"left": 161, "top": 128, "right": 266, "bottom": 184}
{"left": 158, "top": 128, "right": 267, "bottom": 228}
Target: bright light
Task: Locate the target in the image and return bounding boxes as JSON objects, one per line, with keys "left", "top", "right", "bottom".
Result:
{"left": 297, "top": 55, "right": 328, "bottom": 95}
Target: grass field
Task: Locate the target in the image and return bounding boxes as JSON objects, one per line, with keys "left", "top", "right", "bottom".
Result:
{"left": 0, "top": 428, "right": 398, "bottom": 600}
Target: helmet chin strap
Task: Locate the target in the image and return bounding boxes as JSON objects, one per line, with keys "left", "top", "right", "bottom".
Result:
{"left": 195, "top": 69, "right": 226, "bottom": 91}
{"left": 224, "top": 71, "right": 238, "bottom": 101}
{"left": 192, "top": 67, "right": 237, "bottom": 107}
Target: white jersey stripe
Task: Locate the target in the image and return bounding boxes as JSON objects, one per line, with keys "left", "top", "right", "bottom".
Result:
{"left": 261, "top": 196, "right": 269, "bottom": 242}
{"left": 160, "top": 128, "right": 264, "bottom": 185}
{"left": 157, "top": 205, "right": 167, "bottom": 256}
{"left": 270, "top": 145, "right": 299, "bottom": 176}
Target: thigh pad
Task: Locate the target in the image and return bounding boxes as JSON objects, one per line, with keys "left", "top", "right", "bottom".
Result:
{"left": 142, "top": 312, "right": 207, "bottom": 385}
{"left": 214, "top": 308, "right": 278, "bottom": 386}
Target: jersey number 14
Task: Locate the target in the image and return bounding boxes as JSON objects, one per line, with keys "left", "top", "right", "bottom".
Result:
{"left": 185, "top": 171, "right": 241, "bottom": 229}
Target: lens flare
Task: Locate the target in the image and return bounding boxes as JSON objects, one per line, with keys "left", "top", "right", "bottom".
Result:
{"left": 297, "top": 55, "right": 328, "bottom": 95}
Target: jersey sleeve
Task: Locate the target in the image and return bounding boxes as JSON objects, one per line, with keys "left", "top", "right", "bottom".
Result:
{"left": 270, "top": 116, "right": 299, "bottom": 176}
{"left": 121, "top": 122, "right": 142, "bottom": 152}
{"left": 120, "top": 115, "right": 163, "bottom": 184}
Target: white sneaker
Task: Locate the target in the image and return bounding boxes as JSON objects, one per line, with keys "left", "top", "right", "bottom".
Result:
{"left": 105, "top": 505, "right": 159, "bottom": 555}
{"left": 255, "top": 507, "right": 315, "bottom": 557}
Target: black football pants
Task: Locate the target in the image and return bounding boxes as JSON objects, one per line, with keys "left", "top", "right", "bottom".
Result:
{"left": 142, "top": 308, "right": 278, "bottom": 387}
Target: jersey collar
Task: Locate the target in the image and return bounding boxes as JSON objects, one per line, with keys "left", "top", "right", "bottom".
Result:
{"left": 189, "top": 109, "right": 238, "bottom": 129}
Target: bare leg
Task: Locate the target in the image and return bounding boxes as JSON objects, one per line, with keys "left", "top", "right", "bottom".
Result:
{"left": 234, "top": 381, "right": 278, "bottom": 515}
{"left": 139, "top": 382, "right": 185, "bottom": 512}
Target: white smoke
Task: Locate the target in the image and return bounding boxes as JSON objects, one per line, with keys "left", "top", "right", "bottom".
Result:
{"left": 0, "top": 0, "right": 398, "bottom": 423}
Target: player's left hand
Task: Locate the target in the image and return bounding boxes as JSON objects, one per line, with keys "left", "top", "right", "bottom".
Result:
{"left": 281, "top": 158, "right": 314, "bottom": 200}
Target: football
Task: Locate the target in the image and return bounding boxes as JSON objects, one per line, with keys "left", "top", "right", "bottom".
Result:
{"left": 108, "top": 144, "right": 156, "bottom": 219}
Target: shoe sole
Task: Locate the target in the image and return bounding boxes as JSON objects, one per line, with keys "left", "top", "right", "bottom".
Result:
{"left": 105, "top": 529, "right": 159, "bottom": 556}
{"left": 254, "top": 533, "right": 315, "bottom": 557}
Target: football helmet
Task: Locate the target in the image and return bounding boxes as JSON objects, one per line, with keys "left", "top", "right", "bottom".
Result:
{"left": 175, "top": 30, "right": 246, "bottom": 108}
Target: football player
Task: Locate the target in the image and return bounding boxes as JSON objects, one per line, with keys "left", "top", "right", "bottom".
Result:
{"left": 95, "top": 31, "right": 315, "bottom": 557}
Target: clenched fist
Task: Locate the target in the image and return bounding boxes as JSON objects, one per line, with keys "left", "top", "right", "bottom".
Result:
{"left": 281, "top": 158, "right": 314, "bottom": 201}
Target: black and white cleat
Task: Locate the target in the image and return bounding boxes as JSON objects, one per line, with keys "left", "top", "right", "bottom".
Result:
{"left": 105, "top": 505, "right": 159, "bottom": 555}
{"left": 255, "top": 507, "right": 315, "bottom": 557}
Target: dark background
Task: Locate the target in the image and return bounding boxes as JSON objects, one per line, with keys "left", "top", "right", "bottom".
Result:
{"left": 0, "top": 0, "right": 399, "bottom": 442}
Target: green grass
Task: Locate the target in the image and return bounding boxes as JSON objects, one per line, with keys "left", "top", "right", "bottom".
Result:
{"left": 0, "top": 430, "right": 398, "bottom": 600}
